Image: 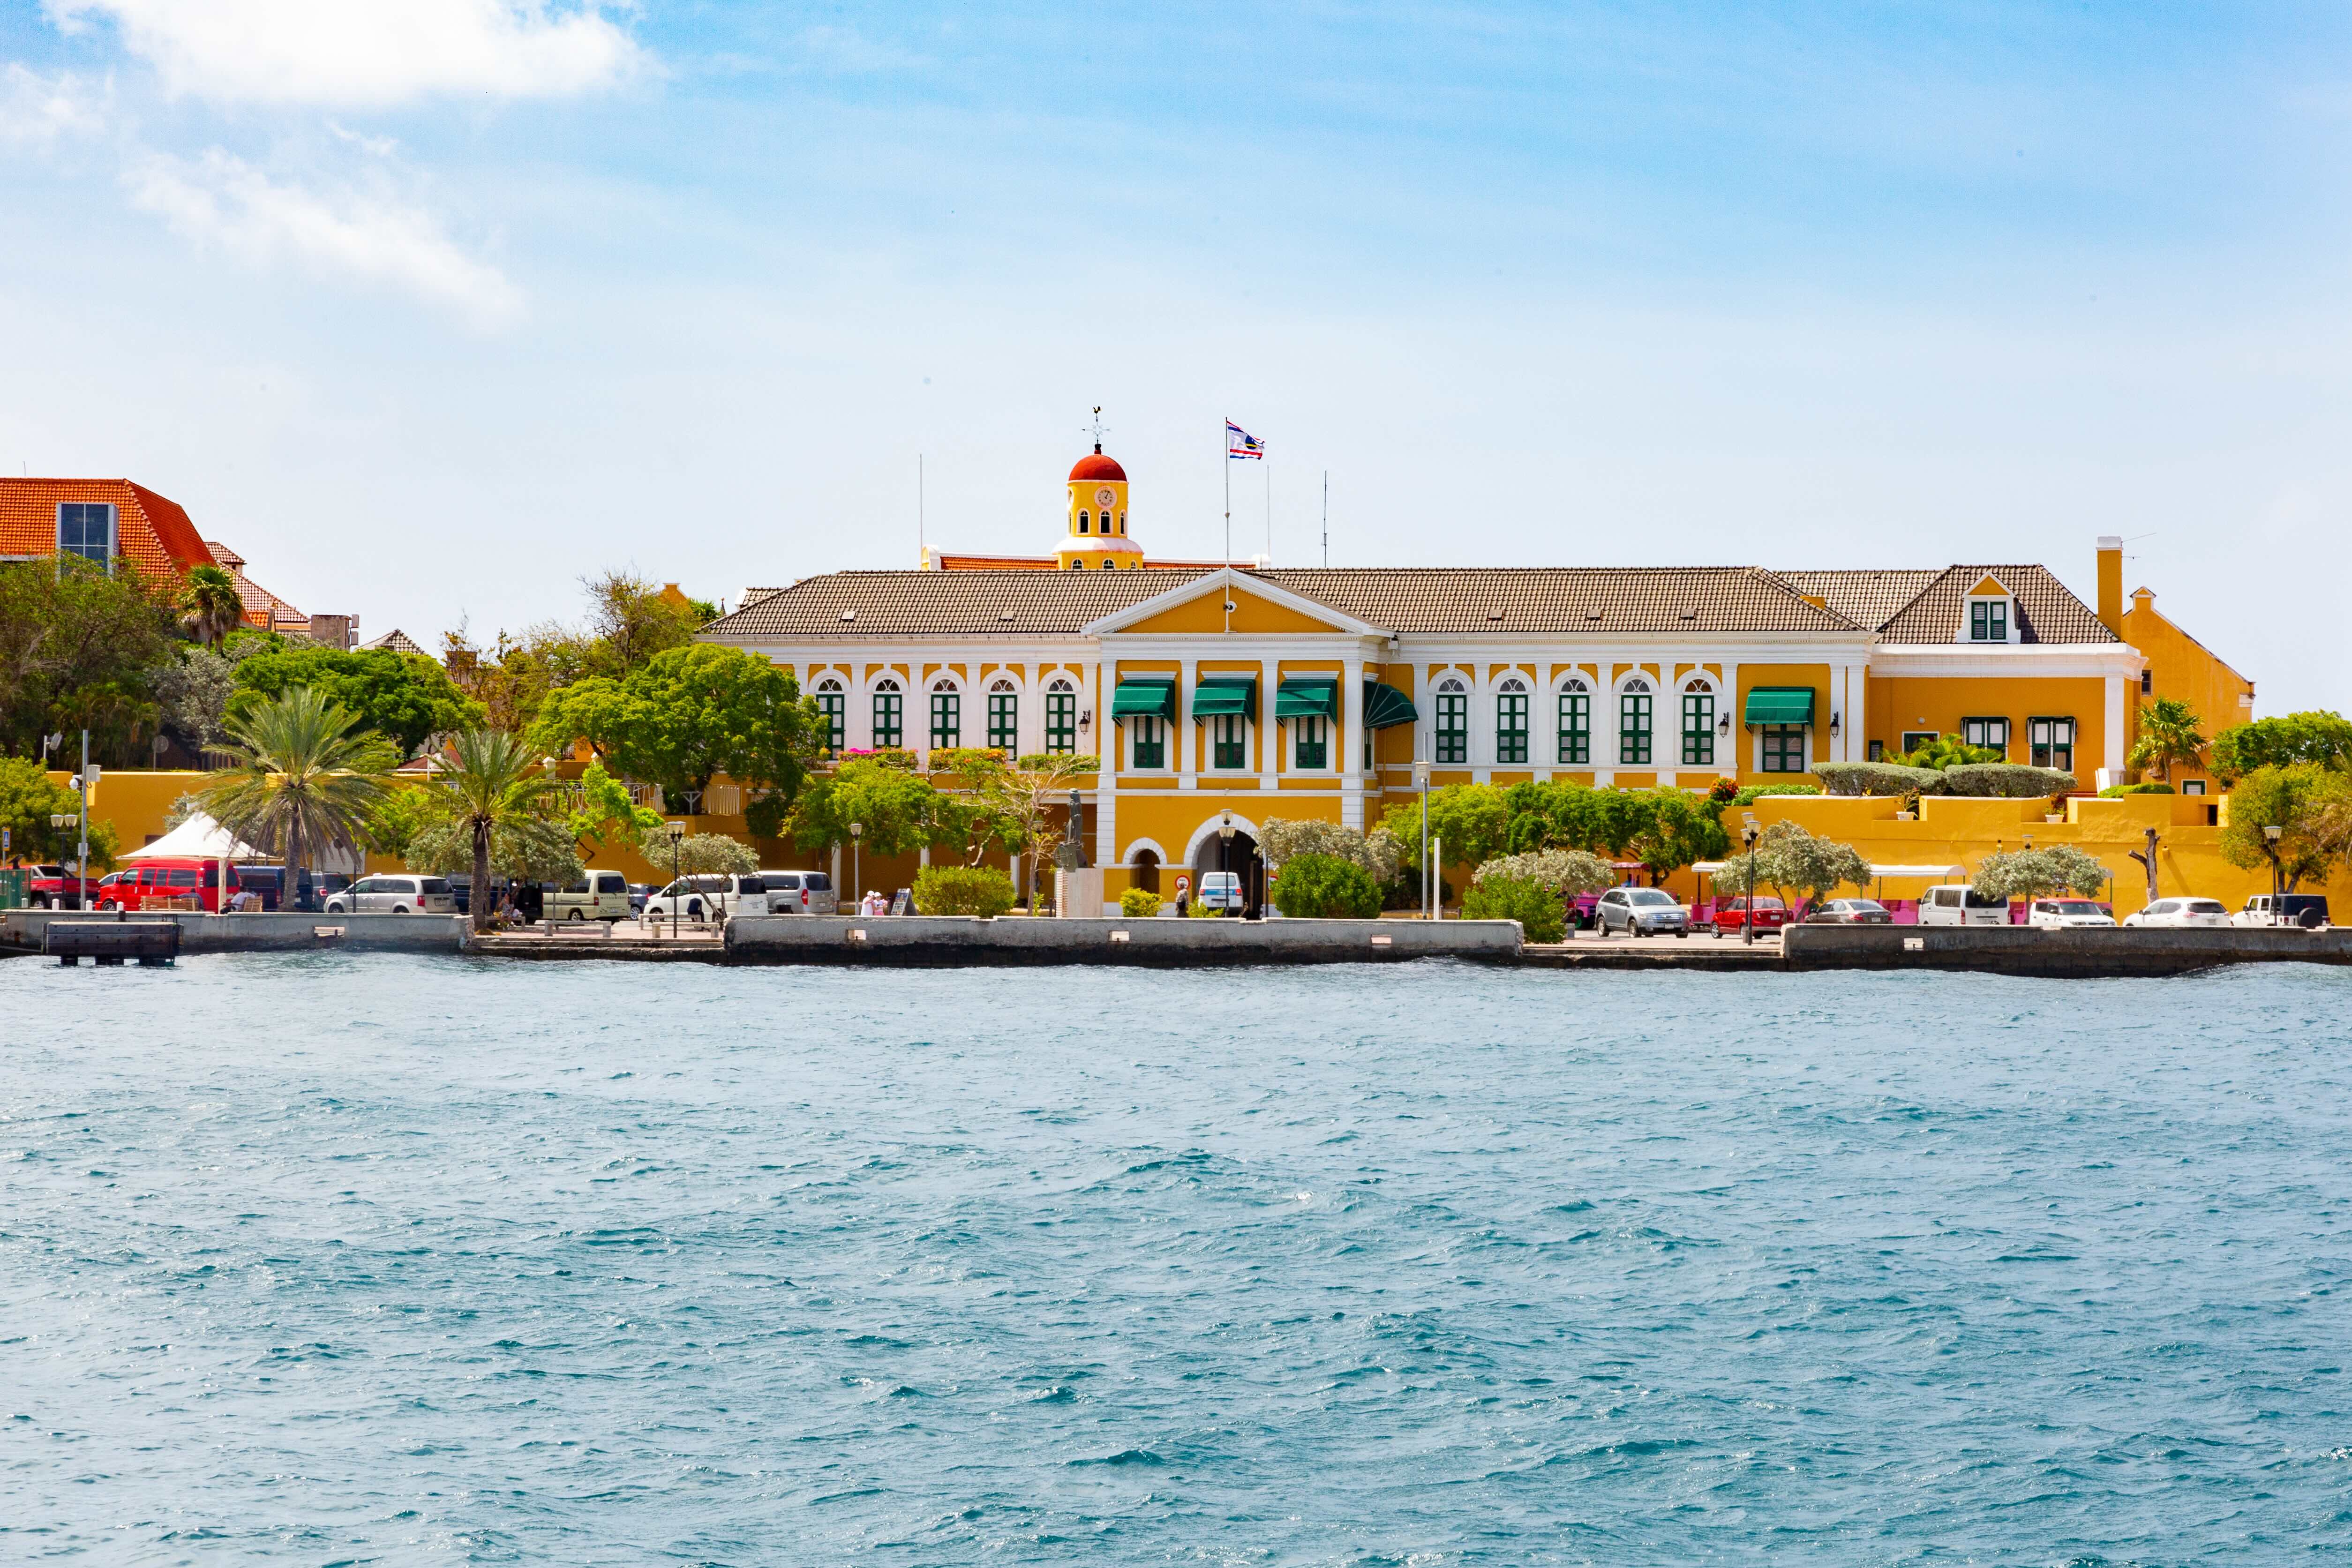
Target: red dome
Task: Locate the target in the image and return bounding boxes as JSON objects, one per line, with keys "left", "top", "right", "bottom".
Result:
{"left": 1069, "top": 450, "right": 1127, "bottom": 482}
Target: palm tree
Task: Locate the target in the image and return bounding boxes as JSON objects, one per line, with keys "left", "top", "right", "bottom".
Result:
{"left": 198, "top": 687, "right": 398, "bottom": 909}
{"left": 2128, "top": 696, "right": 2206, "bottom": 783}
{"left": 182, "top": 564, "right": 246, "bottom": 648}
{"left": 433, "top": 729, "right": 569, "bottom": 931}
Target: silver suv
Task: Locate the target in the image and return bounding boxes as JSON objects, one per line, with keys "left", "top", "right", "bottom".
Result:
{"left": 322, "top": 875, "right": 455, "bottom": 915}
{"left": 1596, "top": 885, "right": 1689, "bottom": 937}
{"left": 757, "top": 870, "right": 838, "bottom": 914}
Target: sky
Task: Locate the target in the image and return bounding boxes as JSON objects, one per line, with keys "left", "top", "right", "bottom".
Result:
{"left": 2, "top": 1, "right": 2349, "bottom": 711}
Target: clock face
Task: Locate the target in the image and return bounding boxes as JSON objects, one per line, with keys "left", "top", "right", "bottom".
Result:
{"left": 1095, "top": 487, "right": 1117, "bottom": 507}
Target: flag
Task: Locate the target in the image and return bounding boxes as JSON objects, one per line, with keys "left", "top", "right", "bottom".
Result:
{"left": 1225, "top": 420, "right": 1264, "bottom": 460}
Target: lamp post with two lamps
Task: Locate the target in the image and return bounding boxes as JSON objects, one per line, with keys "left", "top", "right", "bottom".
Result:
{"left": 665, "top": 820, "right": 684, "bottom": 938}
{"left": 1413, "top": 758, "right": 1431, "bottom": 918}
{"left": 849, "top": 821, "right": 864, "bottom": 913}
{"left": 2264, "top": 824, "right": 2284, "bottom": 924}
{"left": 1740, "top": 811, "right": 1761, "bottom": 946}
{"left": 1218, "top": 810, "right": 1235, "bottom": 917}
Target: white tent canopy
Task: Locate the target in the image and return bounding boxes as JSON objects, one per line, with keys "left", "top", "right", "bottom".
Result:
{"left": 122, "top": 811, "right": 269, "bottom": 862}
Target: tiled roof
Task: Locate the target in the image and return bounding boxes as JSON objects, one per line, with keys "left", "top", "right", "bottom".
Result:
{"left": 0, "top": 478, "right": 216, "bottom": 578}
{"left": 702, "top": 565, "right": 1866, "bottom": 639}
{"left": 1874, "top": 564, "right": 2115, "bottom": 645}
{"left": 362, "top": 629, "right": 428, "bottom": 656}
{"left": 1770, "top": 570, "right": 1941, "bottom": 630}
{"left": 204, "top": 539, "right": 305, "bottom": 627}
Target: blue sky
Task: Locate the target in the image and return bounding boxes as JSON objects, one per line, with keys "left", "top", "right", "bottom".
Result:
{"left": 2, "top": 2, "right": 2348, "bottom": 710}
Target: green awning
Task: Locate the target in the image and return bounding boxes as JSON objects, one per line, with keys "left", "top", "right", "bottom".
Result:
{"left": 1274, "top": 677, "right": 1338, "bottom": 720}
{"left": 1744, "top": 686, "right": 1816, "bottom": 725}
{"left": 1191, "top": 674, "right": 1257, "bottom": 720}
{"left": 1110, "top": 676, "right": 1176, "bottom": 721}
{"left": 1363, "top": 682, "right": 1418, "bottom": 730}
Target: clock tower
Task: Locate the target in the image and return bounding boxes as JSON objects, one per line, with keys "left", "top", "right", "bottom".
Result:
{"left": 1057, "top": 414, "right": 1145, "bottom": 570}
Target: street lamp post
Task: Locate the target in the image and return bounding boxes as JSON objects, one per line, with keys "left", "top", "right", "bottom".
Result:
{"left": 75, "top": 732, "right": 92, "bottom": 911}
{"left": 1218, "top": 810, "right": 1234, "bottom": 918}
{"left": 1413, "top": 758, "right": 1431, "bottom": 919}
{"left": 849, "top": 821, "right": 864, "bottom": 913}
{"left": 666, "top": 819, "right": 684, "bottom": 938}
{"left": 2264, "top": 824, "right": 2284, "bottom": 925}
{"left": 1741, "top": 811, "right": 1761, "bottom": 947}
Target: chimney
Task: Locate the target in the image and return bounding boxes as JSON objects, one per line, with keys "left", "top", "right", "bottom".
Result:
{"left": 2095, "top": 536, "right": 2123, "bottom": 636}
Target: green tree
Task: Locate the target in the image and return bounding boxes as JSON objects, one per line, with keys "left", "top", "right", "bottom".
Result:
{"left": 2209, "top": 712, "right": 2352, "bottom": 784}
{"left": 1742, "top": 820, "right": 1871, "bottom": 912}
{"left": 636, "top": 825, "right": 758, "bottom": 878}
{"left": 393, "top": 730, "right": 570, "bottom": 931}
{"left": 1460, "top": 874, "right": 1566, "bottom": 943}
{"left": 1472, "top": 848, "right": 1616, "bottom": 896}
{"left": 151, "top": 645, "right": 241, "bottom": 755}
{"left": 528, "top": 644, "right": 821, "bottom": 810}
{"left": 1259, "top": 817, "right": 1405, "bottom": 884}
{"left": 2220, "top": 764, "right": 2346, "bottom": 892}
{"left": 913, "top": 864, "right": 1018, "bottom": 916}
{"left": 1972, "top": 845, "right": 2110, "bottom": 902}
{"left": 365, "top": 781, "right": 443, "bottom": 860}
{"left": 2128, "top": 697, "right": 2206, "bottom": 783}
{"left": 566, "top": 760, "right": 661, "bottom": 855}
{"left": 232, "top": 646, "right": 482, "bottom": 758}
{"left": 1384, "top": 783, "right": 1513, "bottom": 872}
{"left": 1269, "top": 853, "right": 1383, "bottom": 918}
{"left": 180, "top": 563, "right": 246, "bottom": 648}
{"left": 0, "top": 556, "right": 181, "bottom": 765}
{"left": 197, "top": 687, "right": 399, "bottom": 903}
{"left": 0, "top": 756, "right": 109, "bottom": 864}
{"left": 789, "top": 758, "right": 952, "bottom": 859}
{"left": 951, "top": 751, "right": 1098, "bottom": 905}
{"left": 1624, "top": 789, "right": 1729, "bottom": 879}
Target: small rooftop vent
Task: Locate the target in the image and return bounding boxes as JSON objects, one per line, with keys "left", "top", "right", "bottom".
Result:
{"left": 839, "top": 610, "right": 856, "bottom": 622}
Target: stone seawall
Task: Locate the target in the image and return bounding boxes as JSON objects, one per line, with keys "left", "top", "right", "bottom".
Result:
{"left": 1782, "top": 923, "right": 2352, "bottom": 977}
{"left": 0, "top": 910, "right": 467, "bottom": 955}
{"left": 725, "top": 915, "right": 1525, "bottom": 967}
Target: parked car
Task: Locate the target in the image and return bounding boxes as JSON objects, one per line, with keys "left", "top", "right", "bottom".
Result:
{"left": 1195, "top": 870, "right": 1244, "bottom": 913}
{"left": 757, "top": 870, "right": 839, "bottom": 915}
{"left": 548, "top": 870, "right": 632, "bottom": 922}
{"left": 1711, "top": 895, "right": 1789, "bottom": 937}
{"left": 1807, "top": 898, "right": 1893, "bottom": 925}
{"left": 1596, "top": 885, "right": 1689, "bottom": 937}
{"left": 644, "top": 873, "right": 770, "bottom": 923}
{"left": 1917, "top": 884, "right": 2009, "bottom": 927}
{"left": 2234, "top": 894, "right": 2329, "bottom": 929}
{"left": 2123, "top": 897, "right": 2230, "bottom": 928}
{"left": 26, "top": 864, "right": 101, "bottom": 909}
{"left": 232, "top": 865, "right": 316, "bottom": 912}
{"left": 2026, "top": 898, "right": 2116, "bottom": 929}
{"left": 627, "top": 883, "right": 652, "bottom": 916}
{"left": 94, "top": 858, "right": 240, "bottom": 913}
{"left": 321, "top": 874, "right": 456, "bottom": 915}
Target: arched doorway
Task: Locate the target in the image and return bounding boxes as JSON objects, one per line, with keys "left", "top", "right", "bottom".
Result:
{"left": 1192, "top": 826, "right": 1264, "bottom": 918}
{"left": 1130, "top": 848, "right": 1161, "bottom": 894}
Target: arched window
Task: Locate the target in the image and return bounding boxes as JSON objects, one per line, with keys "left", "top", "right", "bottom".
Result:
{"left": 930, "top": 680, "right": 961, "bottom": 750}
{"left": 872, "top": 678, "right": 903, "bottom": 749}
{"left": 1434, "top": 678, "right": 1468, "bottom": 765}
{"left": 1557, "top": 677, "right": 1590, "bottom": 765}
{"left": 1116, "top": 512, "right": 1126, "bottom": 534}
{"left": 1078, "top": 510, "right": 1091, "bottom": 534}
{"left": 1495, "top": 677, "right": 1529, "bottom": 765}
{"left": 814, "top": 679, "right": 845, "bottom": 756}
{"left": 986, "top": 680, "right": 1018, "bottom": 751}
{"left": 1618, "top": 676, "right": 1653, "bottom": 766}
{"left": 1045, "top": 679, "right": 1078, "bottom": 754}
{"left": 1679, "top": 678, "right": 1716, "bottom": 767}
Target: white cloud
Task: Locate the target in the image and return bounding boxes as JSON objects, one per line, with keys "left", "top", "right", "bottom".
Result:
{"left": 46, "top": 0, "right": 641, "bottom": 107}
{"left": 125, "top": 148, "right": 522, "bottom": 325}
{"left": 0, "top": 63, "right": 110, "bottom": 148}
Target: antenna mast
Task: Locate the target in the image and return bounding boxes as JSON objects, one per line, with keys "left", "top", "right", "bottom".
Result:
{"left": 1321, "top": 470, "right": 1329, "bottom": 568}
{"left": 917, "top": 452, "right": 925, "bottom": 566}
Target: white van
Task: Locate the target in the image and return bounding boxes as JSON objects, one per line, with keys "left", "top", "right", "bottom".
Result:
{"left": 321, "top": 875, "right": 456, "bottom": 915}
{"left": 757, "top": 870, "right": 838, "bottom": 915}
{"left": 644, "top": 873, "right": 769, "bottom": 923}
{"left": 1196, "top": 870, "right": 1244, "bottom": 912}
{"left": 549, "top": 870, "right": 631, "bottom": 922}
{"left": 1918, "top": 884, "right": 2009, "bottom": 926}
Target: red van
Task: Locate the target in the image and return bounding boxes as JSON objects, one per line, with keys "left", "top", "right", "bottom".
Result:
{"left": 94, "top": 859, "right": 240, "bottom": 913}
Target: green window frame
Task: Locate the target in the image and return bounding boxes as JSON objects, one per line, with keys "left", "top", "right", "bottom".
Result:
{"left": 1131, "top": 715, "right": 1166, "bottom": 770}
{"left": 1558, "top": 690, "right": 1589, "bottom": 765}
{"left": 1045, "top": 686, "right": 1078, "bottom": 753}
{"left": 2029, "top": 716, "right": 2074, "bottom": 772}
{"left": 1900, "top": 730, "right": 1936, "bottom": 755}
{"left": 1681, "top": 691, "right": 1715, "bottom": 766}
{"left": 816, "top": 689, "right": 845, "bottom": 755}
{"left": 1212, "top": 712, "right": 1247, "bottom": 770}
{"left": 1619, "top": 691, "right": 1653, "bottom": 765}
{"left": 987, "top": 690, "right": 1018, "bottom": 751}
{"left": 1970, "top": 599, "right": 2009, "bottom": 642}
{"left": 1435, "top": 690, "right": 1468, "bottom": 764}
{"left": 1495, "top": 689, "right": 1528, "bottom": 765}
{"left": 1294, "top": 714, "right": 1328, "bottom": 770}
{"left": 1761, "top": 723, "right": 1807, "bottom": 772}
{"left": 872, "top": 687, "right": 903, "bottom": 749}
{"left": 930, "top": 690, "right": 960, "bottom": 750}
{"left": 1961, "top": 716, "right": 2008, "bottom": 755}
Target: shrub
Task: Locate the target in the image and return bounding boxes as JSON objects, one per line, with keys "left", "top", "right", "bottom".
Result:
{"left": 1460, "top": 873, "right": 1565, "bottom": 943}
{"left": 1813, "top": 761, "right": 1941, "bottom": 797}
{"left": 2099, "top": 782, "right": 2174, "bottom": 797}
{"left": 1727, "top": 784, "right": 1820, "bottom": 806}
{"left": 912, "top": 864, "right": 1016, "bottom": 917}
{"left": 1939, "top": 763, "right": 2077, "bottom": 798}
{"left": 1261, "top": 816, "right": 1404, "bottom": 884}
{"left": 637, "top": 826, "right": 757, "bottom": 876}
{"left": 927, "top": 747, "right": 1007, "bottom": 775}
{"left": 1187, "top": 891, "right": 1225, "bottom": 916}
{"left": 1473, "top": 848, "right": 1614, "bottom": 895}
{"left": 1017, "top": 753, "right": 1100, "bottom": 772}
{"left": 1269, "top": 852, "right": 1383, "bottom": 919}
{"left": 1972, "top": 846, "right": 2107, "bottom": 901}
{"left": 838, "top": 747, "right": 918, "bottom": 770}
{"left": 1119, "top": 885, "right": 1163, "bottom": 918}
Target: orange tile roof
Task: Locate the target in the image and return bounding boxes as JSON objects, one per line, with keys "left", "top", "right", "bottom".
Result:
{"left": 205, "top": 537, "right": 305, "bottom": 628}
{"left": 0, "top": 478, "right": 218, "bottom": 579}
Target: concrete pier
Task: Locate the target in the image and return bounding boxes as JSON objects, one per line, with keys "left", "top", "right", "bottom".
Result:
{"left": 1, "top": 909, "right": 467, "bottom": 955}
{"left": 1779, "top": 923, "right": 2352, "bottom": 977}
{"left": 723, "top": 914, "right": 1525, "bottom": 967}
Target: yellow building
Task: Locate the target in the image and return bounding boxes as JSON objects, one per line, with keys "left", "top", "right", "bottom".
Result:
{"left": 701, "top": 441, "right": 2271, "bottom": 909}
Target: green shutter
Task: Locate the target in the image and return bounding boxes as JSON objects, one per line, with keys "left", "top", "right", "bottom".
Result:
{"left": 1110, "top": 677, "right": 1177, "bottom": 721}
{"left": 1273, "top": 677, "right": 1338, "bottom": 720}
{"left": 1743, "top": 687, "right": 1816, "bottom": 725}
{"left": 1191, "top": 675, "right": 1257, "bottom": 720}
{"left": 1362, "top": 682, "right": 1418, "bottom": 730}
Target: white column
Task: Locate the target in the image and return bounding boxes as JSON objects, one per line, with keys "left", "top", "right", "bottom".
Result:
{"left": 1469, "top": 664, "right": 1491, "bottom": 783}
{"left": 2103, "top": 673, "right": 2127, "bottom": 779}
{"left": 1342, "top": 655, "right": 1366, "bottom": 829}
{"left": 1596, "top": 663, "right": 1619, "bottom": 785}
{"left": 1020, "top": 664, "right": 1043, "bottom": 758}
{"left": 1719, "top": 660, "right": 1740, "bottom": 779}
{"left": 1179, "top": 657, "right": 1199, "bottom": 789}
{"left": 849, "top": 666, "right": 872, "bottom": 750}
{"left": 1095, "top": 659, "right": 1116, "bottom": 866}
{"left": 1417, "top": 663, "right": 1435, "bottom": 766}
{"left": 1260, "top": 656, "right": 1278, "bottom": 787}
{"left": 1846, "top": 663, "right": 1866, "bottom": 761}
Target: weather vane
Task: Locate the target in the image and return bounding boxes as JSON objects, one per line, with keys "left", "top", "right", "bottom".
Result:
{"left": 1086, "top": 405, "right": 1109, "bottom": 453}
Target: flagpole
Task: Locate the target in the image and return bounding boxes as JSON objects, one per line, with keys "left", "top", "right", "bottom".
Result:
{"left": 1264, "top": 460, "right": 1271, "bottom": 567}
{"left": 1222, "top": 423, "right": 1231, "bottom": 634}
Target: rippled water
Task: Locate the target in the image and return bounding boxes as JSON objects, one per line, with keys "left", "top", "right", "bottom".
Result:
{"left": 4, "top": 954, "right": 2351, "bottom": 1564}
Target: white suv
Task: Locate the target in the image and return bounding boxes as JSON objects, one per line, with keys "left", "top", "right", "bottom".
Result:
{"left": 323, "top": 875, "right": 456, "bottom": 915}
{"left": 2025, "top": 898, "right": 2115, "bottom": 929}
{"left": 757, "top": 870, "right": 838, "bottom": 914}
{"left": 644, "top": 874, "right": 770, "bottom": 923}
{"left": 2122, "top": 897, "right": 2229, "bottom": 928}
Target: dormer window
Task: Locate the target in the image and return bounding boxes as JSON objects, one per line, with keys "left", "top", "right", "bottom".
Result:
{"left": 1969, "top": 600, "right": 2007, "bottom": 642}
{"left": 58, "top": 503, "right": 114, "bottom": 570}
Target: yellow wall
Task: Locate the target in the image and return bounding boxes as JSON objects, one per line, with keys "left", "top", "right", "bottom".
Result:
{"left": 1868, "top": 676, "right": 2108, "bottom": 771}
{"left": 1122, "top": 586, "right": 1348, "bottom": 637}
{"left": 2123, "top": 589, "right": 2254, "bottom": 792}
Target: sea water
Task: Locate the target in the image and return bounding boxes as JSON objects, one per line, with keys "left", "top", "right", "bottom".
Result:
{"left": 2, "top": 953, "right": 2349, "bottom": 1564}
